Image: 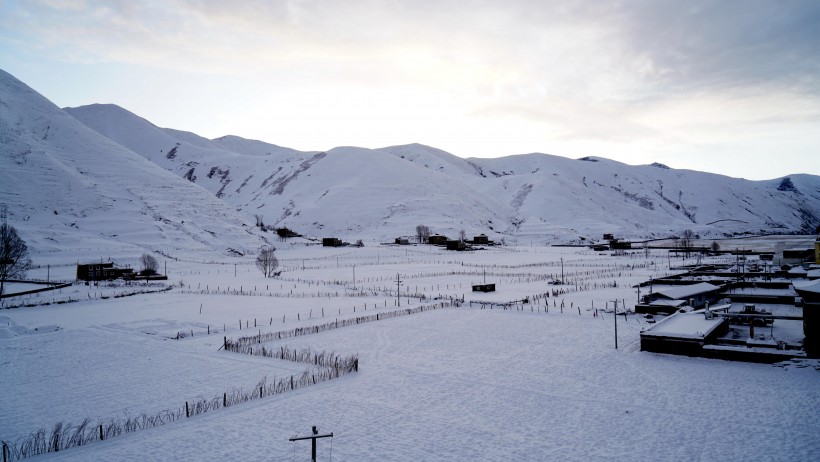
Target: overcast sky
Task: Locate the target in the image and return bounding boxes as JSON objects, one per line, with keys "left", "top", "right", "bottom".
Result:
{"left": 1, "top": 0, "right": 818, "bottom": 180}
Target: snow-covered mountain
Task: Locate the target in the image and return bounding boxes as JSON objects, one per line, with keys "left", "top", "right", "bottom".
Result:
{"left": 65, "top": 102, "right": 820, "bottom": 243}
{"left": 0, "top": 69, "right": 267, "bottom": 257}
{"left": 1, "top": 65, "right": 815, "bottom": 250}
{"left": 63, "top": 104, "right": 513, "bottom": 240}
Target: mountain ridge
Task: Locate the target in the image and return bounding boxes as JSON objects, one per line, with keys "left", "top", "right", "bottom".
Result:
{"left": 0, "top": 63, "right": 820, "bottom": 252}
{"left": 0, "top": 69, "right": 268, "bottom": 257}
{"left": 61, "top": 101, "right": 820, "bottom": 243}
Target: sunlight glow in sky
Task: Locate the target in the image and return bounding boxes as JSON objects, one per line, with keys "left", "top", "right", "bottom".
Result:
{"left": 1, "top": 0, "right": 818, "bottom": 180}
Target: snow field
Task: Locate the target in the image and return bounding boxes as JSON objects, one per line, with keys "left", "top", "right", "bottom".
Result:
{"left": 2, "top": 245, "right": 817, "bottom": 460}
{"left": 0, "top": 323, "right": 308, "bottom": 442}
{"left": 27, "top": 309, "right": 820, "bottom": 462}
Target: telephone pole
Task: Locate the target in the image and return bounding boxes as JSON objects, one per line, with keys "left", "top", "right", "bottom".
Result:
{"left": 396, "top": 273, "right": 403, "bottom": 306}
{"left": 289, "top": 426, "right": 333, "bottom": 462}
{"left": 560, "top": 257, "right": 564, "bottom": 283}
{"left": 612, "top": 299, "right": 619, "bottom": 349}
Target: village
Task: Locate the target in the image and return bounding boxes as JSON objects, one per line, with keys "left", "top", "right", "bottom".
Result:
{"left": 5, "top": 230, "right": 818, "bottom": 360}
{"left": 1, "top": 231, "right": 818, "bottom": 460}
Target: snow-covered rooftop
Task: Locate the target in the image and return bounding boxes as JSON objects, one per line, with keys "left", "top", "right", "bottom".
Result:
{"left": 794, "top": 279, "right": 820, "bottom": 295}
{"left": 643, "top": 310, "right": 725, "bottom": 339}
{"left": 654, "top": 282, "right": 721, "bottom": 301}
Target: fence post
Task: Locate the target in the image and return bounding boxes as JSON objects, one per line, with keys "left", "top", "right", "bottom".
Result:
{"left": 99, "top": 424, "right": 104, "bottom": 441}
{"left": 224, "top": 392, "right": 227, "bottom": 407}
{"left": 185, "top": 401, "right": 189, "bottom": 418}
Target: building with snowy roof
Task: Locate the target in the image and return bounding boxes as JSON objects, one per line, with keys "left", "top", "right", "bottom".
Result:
{"left": 650, "top": 282, "right": 723, "bottom": 308}
{"left": 637, "top": 282, "right": 724, "bottom": 314}
{"left": 794, "top": 280, "right": 820, "bottom": 357}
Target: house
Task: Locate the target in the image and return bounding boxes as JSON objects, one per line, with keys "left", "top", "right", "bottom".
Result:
{"left": 603, "top": 233, "right": 614, "bottom": 241}
{"left": 446, "top": 240, "right": 466, "bottom": 251}
{"left": 610, "top": 239, "right": 632, "bottom": 250}
{"left": 637, "top": 282, "right": 724, "bottom": 313}
{"left": 794, "top": 280, "right": 820, "bottom": 357}
{"left": 782, "top": 248, "right": 813, "bottom": 265}
{"left": 815, "top": 237, "right": 820, "bottom": 264}
{"left": 428, "top": 235, "right": 448, "bottom": 245}
{"left": 472, "top": 283, "right": 496, "bottom": 292}
{"left": 650, "top": 282, "right": 723, "bottom": 308}
{"left": 275, "top": 227, "right": 301, "bottom": 238}
{"left": 76, "top": 262, "right": 134, "bottom": 281}
{"left": 394, "top": 237, "right": 410, "bottom": 245}
{"left": 640, "top": 309, "right": 729, "bottom": 356}
{"left": 322, "top": 238, "right": 343, "bottom": 247}
{"left": 473, "top": 234, "right": 490, "bottom": 244}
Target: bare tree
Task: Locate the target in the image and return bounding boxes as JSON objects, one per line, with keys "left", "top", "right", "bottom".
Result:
{"left": 415, "top": 225, "right": 431, "bottom": 244}
{"left": 710, "top": 241, "right": 721, "bottom": 254}
{"left": 140, "top": 253, "right": 159, "bottom": 275}
{"left": 0, "top": 209, "right": 31, "bottom": 296}
{"left": 681, "top": 229, "right": 695, "bottom": 258}
{"left": 256, "top": 246, "right": 279, "bottom": 278}
{"left": 459, "top": 229, "right": 466, "bottom": 243}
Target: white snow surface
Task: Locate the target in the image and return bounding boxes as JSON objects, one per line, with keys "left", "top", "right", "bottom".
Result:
{"left": 2, "top": 243, "right": 818, "bottom": 461}
{"left": 1, "top": 67, "right": 819, "bottom": 461}
{"left": 642, "top": 310, "right": 725, "bottom": 338}
{"left": 653, "top": 282, "right": 721, "bottom": 300}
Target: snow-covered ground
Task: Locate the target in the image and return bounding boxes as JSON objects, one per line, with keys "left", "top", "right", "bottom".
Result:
{"left": 2, "top": 244, "right": 817, "bottom": 461}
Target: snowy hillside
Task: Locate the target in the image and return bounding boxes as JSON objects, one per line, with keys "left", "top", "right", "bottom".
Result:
{"left": 0, "top": 69, "right": 267, "bottom": 258}
{"left": 64, "top": 105, "right": 513, "bottom": 240}
{"left": 66, "top": 103, "right": 820, "bottom": 243}
{"left": 465, "top": 155, "right": 820, "bottom": 242}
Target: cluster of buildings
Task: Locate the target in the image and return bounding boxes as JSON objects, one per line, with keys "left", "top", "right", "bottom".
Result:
{"left": 393, "top": 233, "right": 492, "bottom": 251}
{"left": 76, "top": 262, "right": 167, "bottom": 282}
{"left": 639, "top": 237, "right": 820, "bottom": 362}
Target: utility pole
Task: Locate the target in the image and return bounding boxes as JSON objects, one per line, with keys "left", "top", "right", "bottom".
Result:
{"left": 560, "top": 257, "right": 564, "bottom": 283}
{"left": 289, "top": 426, "right": 333, "bottom": 462}
{"left": 396, "top": 273, "right": 403, "bottom": 307}
{"left": 612, "top": 299, "right": 619, "bottom": 349}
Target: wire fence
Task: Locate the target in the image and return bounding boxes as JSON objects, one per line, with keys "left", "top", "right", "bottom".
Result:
{"left": 2, "top": 298, "right": 458, "bottom": 459}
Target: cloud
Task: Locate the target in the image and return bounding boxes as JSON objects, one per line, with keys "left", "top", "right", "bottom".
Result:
{"left": 615, "top": 0, "right": 820, "bottom": 95}
{"left": 1, "top": 0, "right": 818, "bottom": 179}
{"left": 6, "top": 1, "right": 819, "bottom": 95}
